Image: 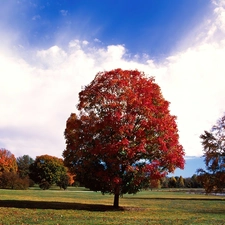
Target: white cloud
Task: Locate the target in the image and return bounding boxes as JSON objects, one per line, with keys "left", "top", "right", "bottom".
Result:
{"left": 69, "top": 39, "right": 81, "bottom": 49}
{"left": 36, "top": 45, "right": 67, "bottom": 68}
{"left": 1, "top": 0, "right": 225, "bottom": 160}
{"left": 94, "top": 38, "right": 101, "bottom": 43}
{"left": 60, "top": 10, "right": 68, "bottom": 16}
{"left": 158, "top": 43, "right": 225, "bottom": 156}
{"left": 212, "top": 0, "right": 225, "bottom": 7}
{"left": 32, "top": 15, "right": 41, "bottom": 20}
{"left": 82, "top": 40, "right": 89, "bottom": 45}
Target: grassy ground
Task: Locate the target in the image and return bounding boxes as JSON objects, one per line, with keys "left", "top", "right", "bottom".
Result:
{"left": 0, "top": 187, "right": 224, "bottom": 224}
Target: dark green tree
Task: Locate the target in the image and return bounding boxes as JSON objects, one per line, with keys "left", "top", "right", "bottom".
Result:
{"left": 168, "top": 176, "right": 177, "bottom": 188}
{"left": 198, "top": 114, "right": 225, "bottom": 193}
{"left": 17, "top": 155, "right": 34, "bottom": 178}
{"left": 29, "top": 155, "right": 68, "bottom": 189}
{"left": 56, "top": 173, "right": 70, "bottom": 190}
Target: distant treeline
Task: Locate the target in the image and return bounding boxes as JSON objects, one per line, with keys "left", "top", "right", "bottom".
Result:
{"left": 0, "top": 148, "right": 203, "bottom": 190}
{"left": 160, "top": 175, "right": 202, "bottom": 189}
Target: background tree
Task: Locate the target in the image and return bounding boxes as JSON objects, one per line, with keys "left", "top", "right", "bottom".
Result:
{"left": 29, "top": 155, "right": 68, "bottom": 189}
{"left": 168, "top": 176, "right": 177, "bottom": 188}
{"left": 190, "top": 174, "right": 202, "bottom": 188}
{"left": 63, "top": 69, "right": 184, "bottom": 207}
{"left": 56, "top": 173, "right": 70, "bottom": 190}
{"left": 17, "top": 155, "right": 34, "bottom": 178}
{"left": 150, "top": 179, "right": 161, "bottom": 190}
{"left": 177, "top": 176, "right": 185, "bottom": 188}
{"left": 198, "top": 114, "right": 225, "bottom": 193}
{"left": 161, "top": 177, "right": 169, "bottom": 188}
{"left": 0, "top": 148, "right": 17, "bottom": 173}
{"left": 0, "top": 171, "right": 29, "bottom": 190}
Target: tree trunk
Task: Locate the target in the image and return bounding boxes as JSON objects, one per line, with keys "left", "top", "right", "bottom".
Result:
{"left": 113, "top": 193, "right": 119, "bottom": 208}
{"left": 113, "top": 184, "right": 120, "bottom": 208}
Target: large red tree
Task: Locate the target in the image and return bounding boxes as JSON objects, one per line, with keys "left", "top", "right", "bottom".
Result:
{"left": 63, "top": 69, "right": 184, "bottom": 207}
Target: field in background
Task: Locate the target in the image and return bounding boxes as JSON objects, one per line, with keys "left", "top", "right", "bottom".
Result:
{"left": 0, "top": 187, "right": 224, "bottom": 224}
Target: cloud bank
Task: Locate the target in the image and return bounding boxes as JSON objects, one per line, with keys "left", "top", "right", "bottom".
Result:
{"left": 1, "top": 0, "right": 225, "bottom": 160}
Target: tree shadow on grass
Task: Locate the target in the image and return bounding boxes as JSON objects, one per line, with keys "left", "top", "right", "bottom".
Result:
{"left": 0, "top": 200, "right": 124, "bottom": 212}
{"left": 125, "top": 197, "right": 225, "bottom": 201}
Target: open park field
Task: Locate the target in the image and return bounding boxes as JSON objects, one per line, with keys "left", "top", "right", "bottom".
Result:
{"left": 0, "top": 187, "right": 224, "bottom": 225}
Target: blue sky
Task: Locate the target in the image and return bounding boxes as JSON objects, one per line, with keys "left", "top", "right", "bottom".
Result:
{"left": 1, "top": 0, "right": 212, "bottom": 58}
{"left": 1, "top": 0, "right": 225, "bottom": 177}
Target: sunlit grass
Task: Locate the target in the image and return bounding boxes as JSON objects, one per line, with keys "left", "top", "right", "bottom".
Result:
{"left": 0, "top": 187, "right": 224, "bottom": 224}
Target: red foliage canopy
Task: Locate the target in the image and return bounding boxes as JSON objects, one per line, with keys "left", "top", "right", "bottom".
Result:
{"left": 63, "top": 69, "right": 184, "bottom": 206}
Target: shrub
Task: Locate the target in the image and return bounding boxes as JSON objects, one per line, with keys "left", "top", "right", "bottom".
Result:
{"left": 0, "top": 171, "right": 29, "bottom": 190}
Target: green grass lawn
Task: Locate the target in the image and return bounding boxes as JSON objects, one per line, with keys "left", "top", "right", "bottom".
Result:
{"left": 0, "top": 187, "right": 224, "bottom": 224}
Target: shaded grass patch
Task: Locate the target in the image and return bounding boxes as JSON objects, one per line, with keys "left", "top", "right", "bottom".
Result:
{"left": 0, "top": 199, "right": 123, "bottom": 211}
